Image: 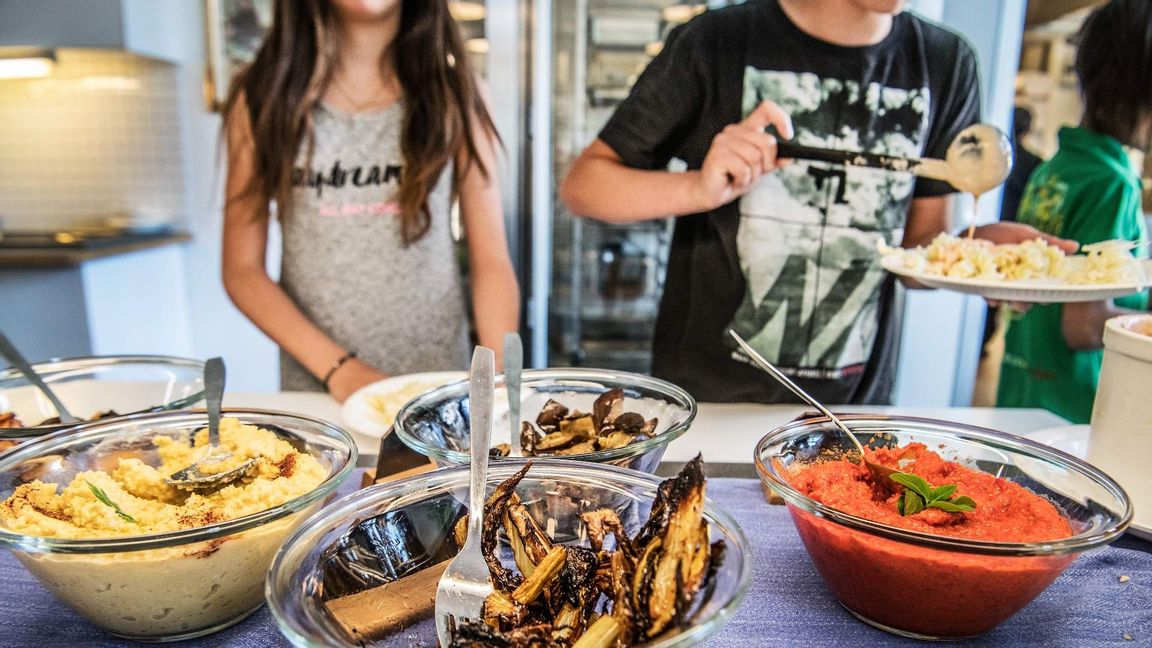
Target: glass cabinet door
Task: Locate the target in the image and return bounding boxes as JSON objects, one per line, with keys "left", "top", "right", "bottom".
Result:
{"left": 546, "top": 1, "right": 730, "bottom": 372}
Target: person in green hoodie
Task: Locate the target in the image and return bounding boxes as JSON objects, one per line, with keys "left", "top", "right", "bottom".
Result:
{"left": 998, "top": 0, "right": 1152, "bottom": 423}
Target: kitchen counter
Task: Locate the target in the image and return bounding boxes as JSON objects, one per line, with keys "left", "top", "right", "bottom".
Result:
{"left": 0, "top": 231, "right": 190, "bottom": 267}
{"left": 223, "top": 391, "right": 1070, "bottom": 472}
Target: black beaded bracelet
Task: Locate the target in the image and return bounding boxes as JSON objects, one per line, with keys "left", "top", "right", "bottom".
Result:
{"left": 321, "top": 351, "right": 357, "bottom": 392}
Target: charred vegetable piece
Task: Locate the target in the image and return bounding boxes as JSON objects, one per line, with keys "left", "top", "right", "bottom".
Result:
{"left": 511, "top": 547, "right": 566, "bottom": 604}
{"left": 481, "top": 464, "right": 531, "bottom": 592}
{"left": 592, "top": 388, "right": 624, "bottom": 430}
{"left": 447, "top": 454, "right": 718, "bottom": 648}
{"left": 0, "top": 412, "right": 24, "bottom": 428}
{"left": 598, "top": 431, "right": 635, "bottom": 451}
{"left": 520, "top": 421, "right": 540, "bottom": 456}
{"left": 504, "top": 493, "right": 554, "bottom": 576}
{"left": 535, "top": 427, "right": 592, "bottom": 452}
{"left": 536, "top": 399, "right": 569, "bottom": 430}
{"left": 613, "top": 412, "right": 644, "bottom": 433}
{"left": 558, "top": 416, "right": 597, "bottom": 439}
{"left": 571, "top": 615, "right": 622, "bottom": 648}
{"left": 639, "top": 418, "right": 658, "bottom": 438}
{"left": 556, "top": 441, "right": 596, "bottom": 456}
{"left": 631, "top": 455, "right": 708, "bottom": 637}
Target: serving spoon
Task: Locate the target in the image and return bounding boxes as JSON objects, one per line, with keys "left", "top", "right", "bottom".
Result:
{"left": 0, "top": 331, "right": 79, "bottom": 425}
{"left": 776, "top": 123, "right": 1013, "bottom": 197}
{"left": 727, "top": 330, "right": 895, "bottom": 483}
{"left": 166, "top": 357, "right": 257, "bottom": 490}
{"left": 504, "top": 332, "right": 523, "bottom": 457}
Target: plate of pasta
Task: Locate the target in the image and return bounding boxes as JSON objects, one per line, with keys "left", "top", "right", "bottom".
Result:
{"left": 879, "top": 234, "right": 1150, "bottom": 302}
{"left": 341, "top": 371, "right": 466, "bottom": 438}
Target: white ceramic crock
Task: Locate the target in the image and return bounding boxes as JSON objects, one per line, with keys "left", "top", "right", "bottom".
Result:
{"left": 1090, "top": 315, "right": 1152, "bottom": 534}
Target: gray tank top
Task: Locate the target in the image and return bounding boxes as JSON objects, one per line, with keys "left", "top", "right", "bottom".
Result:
{"left": 279, "top": 102, "right": 469, "bottom": 391}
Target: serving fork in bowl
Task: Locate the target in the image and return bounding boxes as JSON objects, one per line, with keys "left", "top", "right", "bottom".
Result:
{"left": 435, "top": 346, "right": 496, "bottom": 644}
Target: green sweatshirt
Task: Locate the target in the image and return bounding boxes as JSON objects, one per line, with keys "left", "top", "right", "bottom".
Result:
{"left": 997, "top": 127, "right": 1148, "bottom": 423}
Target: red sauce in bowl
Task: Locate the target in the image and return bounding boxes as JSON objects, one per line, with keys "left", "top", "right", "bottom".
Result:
{"left": 786, "top": 443, "right": 1076, "bottom": 638}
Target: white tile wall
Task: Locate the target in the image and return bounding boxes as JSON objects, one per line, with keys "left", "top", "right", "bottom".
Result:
{"left": 0, "top": 48, "right": 184, "bottom": 231}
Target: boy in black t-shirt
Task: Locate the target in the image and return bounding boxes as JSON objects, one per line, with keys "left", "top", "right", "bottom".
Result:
{"left": 561, "top": 0, "right": 1072, "bottom": 405}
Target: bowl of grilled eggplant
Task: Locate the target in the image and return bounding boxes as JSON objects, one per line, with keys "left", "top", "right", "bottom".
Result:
{"left": 267, "top": 456, "right": 750, "bottom": 647}
{"left": 392, "top": 368, "right": 696, "bottom": 475}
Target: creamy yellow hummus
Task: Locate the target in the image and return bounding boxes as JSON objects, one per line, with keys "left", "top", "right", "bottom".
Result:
{"left": 0, "top": 418, "right": 326, "bottom": 538}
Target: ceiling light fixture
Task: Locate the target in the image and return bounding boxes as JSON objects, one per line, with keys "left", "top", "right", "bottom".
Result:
{"left": 0, "top": 47, "right": 56, "bottom": 80}
{"left": 449, "top": 1, "right": 487, "bottom": 22}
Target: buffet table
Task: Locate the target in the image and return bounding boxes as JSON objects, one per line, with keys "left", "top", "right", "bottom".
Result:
{"left": 220, "top": 392, "right": 1074, "bottom": 470}
{"left": 2, "top": 397, "right": 1148, "bottom": 647}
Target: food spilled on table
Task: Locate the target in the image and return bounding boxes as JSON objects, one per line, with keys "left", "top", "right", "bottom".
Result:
{"left": 444, "top": 455, "right": 720, "bottom": 647}
{"left": 0, "top": 417, "right": 325, "bottom": 537}
{"left": 879, "top": 233, "right": 1141, "bottom": 285}
{"left": 489, "top": 388, "right": 659, "bottom": 458}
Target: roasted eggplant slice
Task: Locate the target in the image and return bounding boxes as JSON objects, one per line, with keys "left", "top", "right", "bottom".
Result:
{"left": 592, "top": 388, "right": 624, "bottom": 430}
{"left": 447, "top": 455, "right": 716, "bottom": 648}
{"left": 536, "top": 399, "right": 569, "bottom": 430}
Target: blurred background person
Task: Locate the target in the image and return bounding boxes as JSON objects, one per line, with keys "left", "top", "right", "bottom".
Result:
{"left": 221, "top": 0, "right": 520, "bottom": 402}
{"left": 997, "top": 0, "right": 1152, "bottom": 423}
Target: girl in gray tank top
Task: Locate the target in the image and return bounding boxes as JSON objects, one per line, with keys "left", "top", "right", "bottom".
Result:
{"left": 279, "top": 103, "right": 469, "bottom": 390}
{"left": 221, "top": 0, "right": 520, "bottom": 401}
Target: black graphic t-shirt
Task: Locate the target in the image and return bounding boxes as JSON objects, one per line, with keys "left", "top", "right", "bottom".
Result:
{"left": 598, "top": 0, "right": 981, "bottom": 404}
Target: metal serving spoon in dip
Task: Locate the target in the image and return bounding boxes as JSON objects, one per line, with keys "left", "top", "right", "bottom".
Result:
{"left": 0, "top": 331, "right": 79, "bottom": 425}
{"left": 728, "top": 330, "right": 895, "bottom": 483}
{"left": 167, "top": 357, "right": 257, "bottom": 490}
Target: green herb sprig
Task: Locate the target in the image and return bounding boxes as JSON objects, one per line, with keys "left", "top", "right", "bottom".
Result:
{"left": 890, "top": 472, "right": 976, "bottom": 516}
{"left": 86, "top": 481, "right": 138, "bottom": 525}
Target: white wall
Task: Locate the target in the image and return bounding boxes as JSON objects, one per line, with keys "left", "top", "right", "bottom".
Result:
{"left": 120, "top": 0, "right": 278, "bottom": 390}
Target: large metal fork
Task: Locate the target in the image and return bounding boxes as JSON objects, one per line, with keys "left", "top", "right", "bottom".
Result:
{"left": 435, "top": 346, "right": 495, "bottom": 644}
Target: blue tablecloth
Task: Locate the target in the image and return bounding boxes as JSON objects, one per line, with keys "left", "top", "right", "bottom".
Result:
{"left": 1, "top": 476, "right": 1149, "bottom": 647}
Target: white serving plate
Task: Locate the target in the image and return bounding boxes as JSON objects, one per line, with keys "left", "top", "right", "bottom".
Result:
{"left": 341, "top": 371, "right": 466, "bottom": 438}
{"left": 881, "top": 255, "right": 1150, "bottom": 303}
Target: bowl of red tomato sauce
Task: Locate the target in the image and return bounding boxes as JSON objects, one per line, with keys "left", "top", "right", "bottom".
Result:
{"left": 754, "top": 415, "right": 1132, "bottom": 640}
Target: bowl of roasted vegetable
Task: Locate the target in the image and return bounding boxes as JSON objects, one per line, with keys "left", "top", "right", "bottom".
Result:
{"left": 267, "top": 456, "right": 750, "bottom": 647}
{"left": 392, "top": 369, "right": 696, "bottom": 475}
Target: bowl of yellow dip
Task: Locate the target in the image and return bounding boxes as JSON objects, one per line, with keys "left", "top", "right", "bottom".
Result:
{"left": 0, "top": 409, "right": 357, "bottom": 642}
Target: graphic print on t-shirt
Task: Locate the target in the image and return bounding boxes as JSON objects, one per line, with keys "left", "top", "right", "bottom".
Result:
{"left": 292, "top": 160, "right": 404, "bottom": 218}
{"left": 729, "top": 67, "right": 929, "bottom": 379}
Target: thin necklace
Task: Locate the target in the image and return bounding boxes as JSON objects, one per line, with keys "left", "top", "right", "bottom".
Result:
{"left": 329, "top": 74, "right": 392, "bottom": 113}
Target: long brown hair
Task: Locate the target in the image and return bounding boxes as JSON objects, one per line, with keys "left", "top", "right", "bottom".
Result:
{"left": 222, "top": 0, "right": 498, "bottom": 244}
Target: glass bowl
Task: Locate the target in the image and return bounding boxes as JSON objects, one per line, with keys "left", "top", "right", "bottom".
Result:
{"left": 754, "top": 415, "right": 1131, "bottom": 640}
{"left": 0, "top": 408, "right": 357, "bottom": 642}
{"left": 267, "top": 460, "right": 751, "bottom": 647}
{"left": 392, "top": 368, "right": 696, "bottom": 474}
{"left": 0, "top": 355, "right": 206, "bottom": 440}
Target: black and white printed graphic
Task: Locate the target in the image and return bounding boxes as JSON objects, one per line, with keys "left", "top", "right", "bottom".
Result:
{"left": 729, "top": 67, "right": 930, "bottom": 379}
